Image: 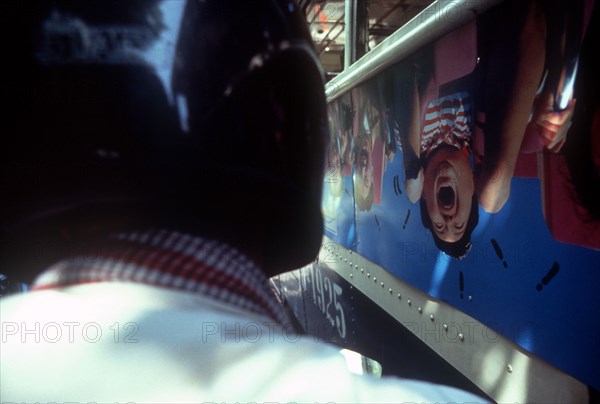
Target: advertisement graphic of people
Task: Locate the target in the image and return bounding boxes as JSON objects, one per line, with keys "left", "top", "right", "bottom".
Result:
{"left": 322, "top": 0, "right": 600, "bottom": 390}
{"left": 352, "top": 77, "right": 394, "bottom": 212}
{"left": 475, "top": 0, "right": 599, "bottom": 249}
{"left": 398, "top": 77, "right": 477, "bottom": 258}
{"left": 379, "top": 0, "right": 598, "bottom": 257}
{"left": 322, "top": 92, "right": 356, "bottom": 239}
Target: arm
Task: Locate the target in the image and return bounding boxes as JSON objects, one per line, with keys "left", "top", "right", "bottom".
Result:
{"left": 402, "top": 75, "right": 424, "bottom": 203}
{"left": 477, "top": 0, "right": 547, "bottom": 213}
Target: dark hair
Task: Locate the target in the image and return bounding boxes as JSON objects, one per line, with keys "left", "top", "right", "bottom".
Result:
{"left": 419, "top": 194, "right": 479, "bottom": 259}
{"left": 1, "top": 0, "right": 328, "bottom": 281}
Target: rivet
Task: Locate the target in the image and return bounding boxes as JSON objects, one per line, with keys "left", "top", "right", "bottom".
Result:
{"left": 349, "top": 261, "right": 352, "bottom": 266}
{"left": 430, "top": 314, "right": 434, "bottom": 321}
{"left": 507, "top": 364, "right": 513, "bottom": 373}
{"left": 389, "top": 288, "right": 393, "bottom": 294}
{"left": 468, "top": 295, "right": 473, "bottom": 301}
{"left": 355, "top": 264, "right": 358, "bottom": 269}
{"left": 458, "top": 333, "right": 464, "bottom": 341}
{"left": 397, "top": 293, "right": 401, "bottom": 299}
{"left": 407, "top": 299, "right": 412, "bottom": 306}
{"left": 380, "top": 282, "right": 384, "bottom": 287}
{"left": 360, "top": 268, "right": 364, "bottom": 273}
{"left": 367, "top": 273, "right": 370, "bottom": 278}
{"left": 350, "top": 274, "right": 353, "bottom": 278}
{"left": 443, "top": 324, "right": 448, "bottom": 331}
{"left": 417, "top": 307, "right": 422, "bottom": 313}
{"left": 348, "top": 250, "right": 352, "bottom": 254}
{"left": 373, "top": 277, "right": 377, "bottom": 282}
{"left": 344, "top": 258, "right": 347, "bottom": 263}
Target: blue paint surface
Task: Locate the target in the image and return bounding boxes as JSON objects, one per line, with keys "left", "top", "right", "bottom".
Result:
{"left": 349, "top": 152, "right": 600, "bottom": 388}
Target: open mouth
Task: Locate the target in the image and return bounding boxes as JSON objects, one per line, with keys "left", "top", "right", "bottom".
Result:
{"left": 438, "top": 185, "right": 455, "bottom": 209}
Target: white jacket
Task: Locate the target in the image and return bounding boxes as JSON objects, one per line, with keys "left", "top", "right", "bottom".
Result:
{"left": 1, "top": 282, "right": 487, "bottom": 403}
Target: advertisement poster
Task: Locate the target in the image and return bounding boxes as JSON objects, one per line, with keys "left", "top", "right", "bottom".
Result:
{"left": 321, "top": 0, "right": 600, "bottom": 389}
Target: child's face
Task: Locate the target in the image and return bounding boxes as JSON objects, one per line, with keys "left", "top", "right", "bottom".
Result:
{"left": 422, "top": 148, "right": 474, "bottom": 242}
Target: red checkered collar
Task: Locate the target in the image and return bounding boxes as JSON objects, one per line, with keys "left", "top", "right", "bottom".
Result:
{"left": 31, "top": 229, "right": 290, "bottom": 325}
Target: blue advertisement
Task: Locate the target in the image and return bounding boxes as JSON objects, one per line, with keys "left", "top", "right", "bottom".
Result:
{"left": 322, "top": 0, "right": 600, "bottom": 390}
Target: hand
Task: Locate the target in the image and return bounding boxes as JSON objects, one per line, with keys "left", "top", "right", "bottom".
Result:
{"left": 404, "top": 168, "right": 423, "bottom": 204}
{"left": 531, "top": 91, "right": 576, "bottom": 153}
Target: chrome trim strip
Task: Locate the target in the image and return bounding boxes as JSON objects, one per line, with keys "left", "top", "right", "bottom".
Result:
{"left": 318, "top": 236, "right": 588, "bottom": 404}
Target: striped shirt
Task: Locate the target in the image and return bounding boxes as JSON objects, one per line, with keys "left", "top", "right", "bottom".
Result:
{"left": 420, "top": 91, "right": 472, "bottom": 157}
{"left": 31, "top": 229, "right": 290, "bottom": 326}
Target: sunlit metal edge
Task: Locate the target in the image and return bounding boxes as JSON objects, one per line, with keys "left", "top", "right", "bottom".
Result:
{"left": 318, "top": 236, "right": 589, "bottom": 404}
{"left": 325, "top": 0, "right": 503, "bottom": 102}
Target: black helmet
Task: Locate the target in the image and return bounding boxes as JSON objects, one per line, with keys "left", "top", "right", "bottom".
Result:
{"left": 1, "top": 0, "right": 327, "bottom": 281}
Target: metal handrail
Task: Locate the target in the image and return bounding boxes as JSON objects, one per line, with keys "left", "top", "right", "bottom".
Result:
{"left": 325, "top": 0, "right": 503, "bottom": 102}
